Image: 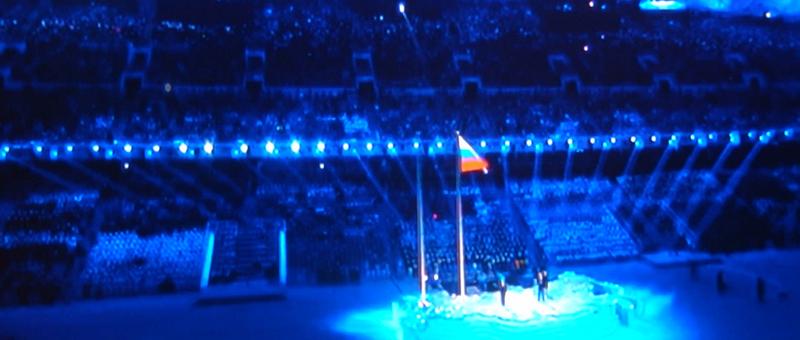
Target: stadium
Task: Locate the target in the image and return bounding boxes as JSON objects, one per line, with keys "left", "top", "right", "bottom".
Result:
{"left": 0, "top": 0, "right": 799, "bottom": 339}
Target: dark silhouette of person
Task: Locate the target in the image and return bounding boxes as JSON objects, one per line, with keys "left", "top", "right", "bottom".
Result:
{"left": 499, "top": 274, "right": 507, "bottom": 306}
{"left": 536, "top": 269, "right": 547, "bottom": 302}
{"left": 757, "top": 277, "right": 766, "bottom": 303}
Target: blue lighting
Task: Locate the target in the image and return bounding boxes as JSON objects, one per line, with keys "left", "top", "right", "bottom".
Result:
{"left": 343, "top": 142, "right": 350, "bottom": 151}
{"left": 35, "top": 146, "right": 43, "bottom": 153}
{"left": 504, "top": 140, "right": 511, "bottom": 147}
{"left": 66, "top": 145, "right": 74, "bottom": 152}
{"left": 639, "top": 0, "right": 686, "bottom": 11}
{"left": 203, "top": 141, "right": 214, "bottom": 155}
{"left": 398, "top": 2, "right": 405, "bottom": 14}
{"left": 239, "top": 143, "right": 249, "bottom": 154}
{"left": 92, "top": 144, "right": 100, "bottom": 153}
{"left": 526, "top": 139, "right": 532, "bottom": 147}
{"left": 690, "top": 134, "right": 696, "bottom": 141}
{"left": 547, "top": 138, "right": 553, "bottom": 146}
{"left": 697, "top": 138, "right": 707, "bottom": 147}
{"left": 708, "top": 133, "right": 716, "bottom": 140}
{"left": 785, "top": 129, "right": 793, "bottom": 137}
{"left": 317, "top": 141, "right": 326, "bottom": 153}
{"left": 602, "top": 142, "right": 610, "bottom": 149}
{"left": 436, "top": 142, "right": 443, "bottom": 149}
{"left": 49, "top": 149, "right": 58, "bottom": 159}
{"left": 319, "top": 162, "right": 325, "bottom": 170}
{"left": 589, "top": 137, "right": 596, "bottom": 145}
{"left": 610, "top": 137, "right": 617, "bottom": 144}
{"left": 671, "top": 135, "right": 677, "bottom": 141}
{"left": 179, "top": 143, "right": 189, "bottom": 154}
{"left": 535, "top": 143, "right": 544, "bottom": 153}
{"left": 124, "top": 144, "right": 132, "bottom": 153}
{"left": 387, "top": 142, "right": 395, "bottom": 150}
{"left": 630, "top": 136, "right": 637, "bottom": 143}
{"left": 291, "top": 140, "right": 301, "bottom": 154}
{"left": 748, "top": 131, "right": 756, "bottom": 139}
{"left": 480, "top": 140, "right": 487, "bottom": 148}
{"left": 567, "top": 138, "right": 574, "bottom": 145}
{"left": 729, "top": 131, "right": 741, "bottom": 145}
{"left": 152, "top": 144, "right": 160, "bottom": 152}
{"left": 123, "top": 162, "right": 130, "bottom": 169}
{"left": 759, "top": 135, "right": 769, "bottom": 143}
{"left": 413, "top": 142, "right": 420, "bottom": 149}
{"left": 265, "top": 141, "right": 276, "bottom": 154}
{"left": 650, "top": 135, "right": 657, "bottom": 143}
{"left": 366, "top": 142, "right": 374, "bottom": 151}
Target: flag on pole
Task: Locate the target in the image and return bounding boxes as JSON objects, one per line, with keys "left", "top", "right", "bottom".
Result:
{"left": 458, "top": 135, "right": 489, "bottom": 173}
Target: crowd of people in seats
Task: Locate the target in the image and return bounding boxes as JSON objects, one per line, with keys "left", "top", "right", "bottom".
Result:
{"left": 514, "top": 179, "right": 638, "bottom": 263}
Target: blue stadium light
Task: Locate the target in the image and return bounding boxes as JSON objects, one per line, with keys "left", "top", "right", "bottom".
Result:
{"left": 602, "top": 142, "right": 610, "bottom": 150}
{"left": 748, "top": 131, "right": 756, "bottom": 139}
{"left": 436, "top": 141, "right": 443, "bottom": 149}
{"left": 123, "top": 162, "right": 130, "bottom": 170}
{"left": 567, "top": 138, "right": 574, "bottom": 145}
{"left": 547, "top": 138, "right": 553, "bottom": 146}
{"left": 413, "top": 142, "right": 420, "bottom": 149}
{"left": 583, "top": 45, "right": 590, "bottom": 52}
{"left": 342, "top": 142, "right": 350, "bottom": 151}
{"left": 92, "top": 144, "right": 100, "bottom": 153}
{"left": 398, "top": 3, "right": 405, "bottom": 14}
{"left": 239, "top": 143, "right": 249, "bottom": 154}
{"left": 124, "top": 143, "right": 132, "bottom": 153}
{"left": 671, "top": 134, "right": 677, "bottom": 141}
{"left": 759, "top": 134, "right": 769, "bottom": 143}
{"left": 785, "top": 129, "right": 793, "bottom": 137}
{"left": 589, "top": 137, "right": 596, "bottom": 145}
{"left": 535, "top": 143, "right": 544, "bottom": 153}
{"left": 764, "top": 11, "right": 772, "bottom": 19}
{"left": 480, "top": 140, "right": 487, "bottom": 148}
{"left": 66, "top": 145, "right": 74, "bottom": 152}
{"left": 291, "top": 140, "right": 301, "bottom": 154}
{"left": 179, "top": 142, "right": 189, "bottom": 154}
{"left": 2, "top": 146, "right": 8, "bottom": 153}
{"left": 49, "top": 149, "right": 58, "bottom": 160}
{"left": 766, "top": 130, "right": 774, "bottom": 138}
{"left": 203, "top": 141, "right": 214, "bottom": 155}
{"left": 589, "top": 1, "right": 595, "bottom": 8}
{"left": 319, "top": 162, "right": 325, "bottom": 170}
{"left": 526, "top": 139, "right": 533, "bottom": 147}
{"left": 650, "top": 135, "right": 657, "bottom": 143}
{"left": 387, "top": 142, "right": 395, "bottom": 150}
{"left": 630, "top": 136, "right": 637, "bottom": 143}
{"left": 35, "top": 145, "right": 43, "bottom": 153}
{"left": 105, "top": 150, "right": 114, "bottom": 158}
{"left": 697, "top": 138, "right": 707, "bottom": 147}
{"left": 316, "top": 141, "right": 326, "bottom": 153}
{"left": 690, "top": 134, "right": 696, "bottom": 141}
{"left": 610, "top": 137, "right": 617, "bottom": 144}
{"left": 708, "top": 133, "right": 716, "bottom": 141}
{"left": 729, "top": 131, "right": 741, "bottom": 145}
{"left": 504, "top": 140, "right": 511, "bottom": 147}
{"left": 152, "top": 144, "right": 160, "bottom": 152}
{"left": 265, "top": 141, "right": 276, "bottom": 154}
{"left": 366, "top": 142, "right": 374, "bottom": 151}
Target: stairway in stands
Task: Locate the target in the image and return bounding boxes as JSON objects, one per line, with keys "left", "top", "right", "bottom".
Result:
{"left": 208, "top": 219, "right": 278, "bottom": 283}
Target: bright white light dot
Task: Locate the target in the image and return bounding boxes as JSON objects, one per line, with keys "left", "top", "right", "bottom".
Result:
{"left": 547, "top": 139, "right": 553, "bottom": 146}
{"left": 567, "top": 138, "right": 574, "bottom": 145}
{"left": 203, "top": 142, "right": 214, "bottom": 154}
{"left": 398, "top": 3, "right": 405, "bottom": 14}
{"left": 413, "top": 142, "right": 420, "bottom": 149}
{"left": 123, "top": 162, "right": 130, "bottom": 169}
{"left": 240, "top": 143, "right": 249, "bottom": 153}
{"left": 152, "top": 145, "right": 160, "bottom": 152}
{"left": 366, "top": 142, "right": 374, "bottom": 151}
{"left": 590, "top": 137, "right": 596, "bottom": 144}
{"left": 319, "top": 162, "right": 325, "bottom": 170}
{"left": 526, "top": 139, "right": 533, "bottom": 147}
{"left": 291, "top": 141, "right": 300, "bottom": 154}
{"left": 480, "top": 140, "right": 487, "bottom": 148}
{"left": 387, "top": 142, "right": 394, "bottom": 150}
{"left": 630, "top": 136, "right": 637, "bottom": 143}
{"left": 124, "top": 144, "right": 132, "bottom": 153}
{"left": 316, "top": 141, "right": 326, "bottom": 152}
{"left": 651, "top": 135, "right": 657, "bottom": 143}
{"left": 179, "top": 143, "right": 188, "bottom": 154}
{"left": 342, "top": 143, "right": 350, "bottom": 151}
{"left": 436, "top": 142, "right": 443, "bottom": 149}
{"left": 611, "top": 137, "right": 617, "bottom": 144}
{"left": 92, "top": 145, "right": 100, "bottom": 152}
{"left": 265, "top": 141, "right": 275, "bottom": 154}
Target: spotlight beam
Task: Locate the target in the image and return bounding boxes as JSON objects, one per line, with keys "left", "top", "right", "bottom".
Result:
{"left": 680, "top": 143, "right": 735, "bottom": 224}
{"left": 649, "top": 145, "right": 703, "bottom": 237}
{"left": 65, "top": 160, "right": 139, "bottom": 199}
{"left": 7, "top": 156, "right": 84, "bottom": 192}
{"left": 692, "top": 143, "right": 764, "bottom": 246}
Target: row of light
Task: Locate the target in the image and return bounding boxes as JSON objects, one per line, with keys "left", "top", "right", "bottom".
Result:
{"left": 0, "top": 128, "right": 793, "bottom": 160}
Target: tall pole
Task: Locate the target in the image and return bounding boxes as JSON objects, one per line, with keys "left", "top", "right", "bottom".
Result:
{"left": 455, "top": 133, "right": 466, "bottom": 296}
{"left": 416, "top": 154, "right": 426, "bottom": 301}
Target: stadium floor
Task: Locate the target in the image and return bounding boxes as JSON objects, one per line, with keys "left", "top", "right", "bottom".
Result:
{"left": 2, "top": 250, "right": 799, "bottom": 339}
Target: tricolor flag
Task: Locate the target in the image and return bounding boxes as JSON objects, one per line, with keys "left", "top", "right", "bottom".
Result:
{"left": 458, "top": 135, "right": 489, "bottom": 173}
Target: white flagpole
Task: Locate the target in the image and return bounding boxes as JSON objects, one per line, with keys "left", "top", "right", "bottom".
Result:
{"left": 455, "top": 132, "right": 466, "bottom": 296}
{"left": 416, "top": 153, "right": 426, "bottom": 302}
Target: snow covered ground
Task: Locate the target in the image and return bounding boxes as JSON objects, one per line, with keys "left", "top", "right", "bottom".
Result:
{"left": 1, "top": 249, "right": 798, "bottom": 339}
